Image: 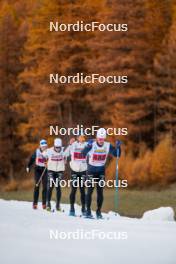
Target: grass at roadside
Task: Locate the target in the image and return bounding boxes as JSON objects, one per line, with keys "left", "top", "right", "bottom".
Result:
{"left": 0, "top": 184, "right": 175, "bottom": 218}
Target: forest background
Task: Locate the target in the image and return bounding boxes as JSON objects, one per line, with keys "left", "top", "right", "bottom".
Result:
{"left": 0, "top": 0, "right": 176, "bottom": 189}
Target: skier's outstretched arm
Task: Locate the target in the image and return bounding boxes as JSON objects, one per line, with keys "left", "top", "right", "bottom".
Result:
{"left": 26, "top": 151, "right": 36, "bottom": 172}
{"left": 42, "top": 149, "right": 49, "bottom": 161}
{"left": 109, "top": 142, "right": 121, "bottom": 158}
{"left": 81, "top": 139, "right": 94, "bottom": 156}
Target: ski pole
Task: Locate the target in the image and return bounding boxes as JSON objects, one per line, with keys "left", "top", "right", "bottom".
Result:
{"left": 36, "top": 166, "right": 47, "bottom": 187}
{"left": 114, "top": 141, "right": 122, "bottom": 213}
{"left": 114, "top": 150, "right": 119, "bottom": 213}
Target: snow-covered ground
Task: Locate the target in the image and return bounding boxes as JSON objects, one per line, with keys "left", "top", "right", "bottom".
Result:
{"left": 0, "top": 199, "right": 176, "bottom": 264}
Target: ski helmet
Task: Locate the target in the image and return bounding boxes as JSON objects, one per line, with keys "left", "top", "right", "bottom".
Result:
{"left": 54, "top": 138, "right": 62, "bottom": 147}
{"left": 40, "top": 139, "right": 47, "bottom": 147}
{"left": 96, "top": 128, "right": 107, "bottom": 139}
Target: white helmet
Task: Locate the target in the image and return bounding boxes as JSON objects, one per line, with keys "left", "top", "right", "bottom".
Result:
{"left": 54, "top": 138, "right": 62, "bottom": 147}
{"left": 96, "top": 128, "right": 107, "bottom": 139}
{"left": 40, "top": 139, "right": 47, "bottom": 147}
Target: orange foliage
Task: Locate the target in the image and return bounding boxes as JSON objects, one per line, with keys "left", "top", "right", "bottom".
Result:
{"left": 107, "top": 135, "right": 176, "bottom": 187}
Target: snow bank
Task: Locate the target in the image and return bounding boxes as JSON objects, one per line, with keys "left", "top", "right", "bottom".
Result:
{"left": 142, "top": 207, "right": 175, "bottom": 221}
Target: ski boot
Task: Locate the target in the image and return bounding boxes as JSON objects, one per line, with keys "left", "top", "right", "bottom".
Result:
{"left": 81, "top": 206, "right": 86, "bottom": 217}
{"left": 56, "top": 203, "right": 62, "bottom": 212}
{"left": 85, "top": 209, "right": 94, "bottom": 219}
{"left": 42, "top": 204, "right": 46, "bottom": 210}
{"left": 46, "top": 202, "right": 51, "bottom": 211}
{"left": 69, "top": 209, "right": 76, "bottom": 216}
{"left": 69, "top": 205, "right": 76, "bottom": 216}
{"left": 33, "top": 204, "right": 38, "bottom": 210}
{"left": 96, "top": 210, "right": 103, "bottom": 219}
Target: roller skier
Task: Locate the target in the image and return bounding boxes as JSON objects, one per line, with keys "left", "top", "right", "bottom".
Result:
{"left": 65, "top": 133, "right": 88, "bottom": 216}
{"left": 26, "top": 139, "right": 48, "bottom": 209}
{"left": 82, "top": 128, "right": 121, "bottom": 219}
{"left": 43, "top": 138, "right": 65, "bottom": 211}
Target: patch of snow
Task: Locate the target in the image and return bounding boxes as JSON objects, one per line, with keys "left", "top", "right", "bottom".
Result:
{"left": 142, "top": 207, "right": 175, "bottom": 222}
{"left": 0, "top": 199, "right": 176, "bottom": 264}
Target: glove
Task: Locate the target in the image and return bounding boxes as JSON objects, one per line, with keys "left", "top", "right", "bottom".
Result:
{"left": 87, "top": 174, "right": 93, "bottom": 181}
{"left": 58, "top": 173, "right": 63, "bottom": 181}
{"left": 80, "top": 173, "right": 87, "bottom": 182}
{"left": 71, "top": 173, "right": 77, "bottom": 181}
{"left": 99, "top": 174, "right": 105, "bottom": 180}
{"left": 44, "top": 159, "right": 48, "bottom": 166}
{"left": 87, "top": 139, "right": 94, "bottom": 146}
{"left": 26, "top": 167, "right": 30, "bottom": 173}
{"left": 116, "top": 140, "right": 122, "bottom": 147}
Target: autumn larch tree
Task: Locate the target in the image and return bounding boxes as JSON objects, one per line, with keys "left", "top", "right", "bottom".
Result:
{"left": 0, "top": 1, "right": 27, "bottom": 180}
